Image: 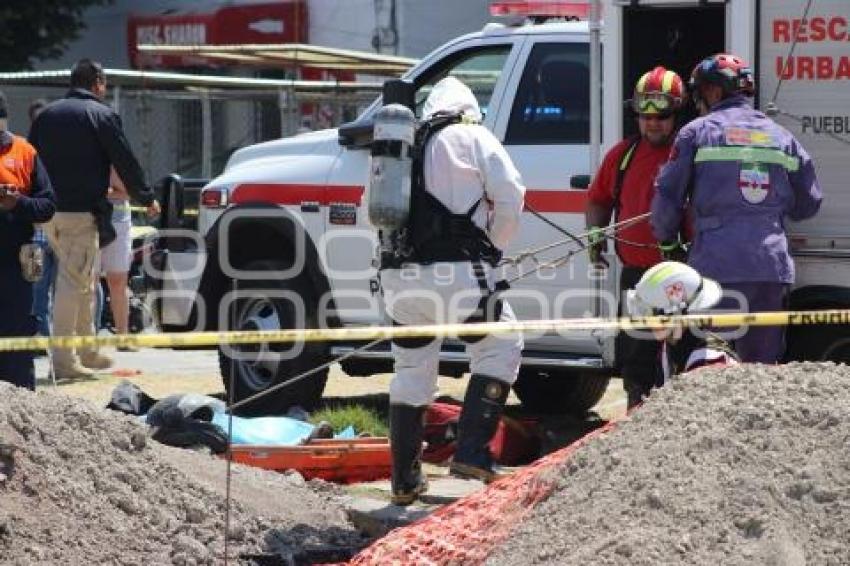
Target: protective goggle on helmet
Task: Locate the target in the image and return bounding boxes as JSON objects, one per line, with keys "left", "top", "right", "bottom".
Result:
{"left": 631, "top": 66, "right": 685, "bottom": 117}
{"left": 626, "top": 261, "right": 722, "bottom": 316}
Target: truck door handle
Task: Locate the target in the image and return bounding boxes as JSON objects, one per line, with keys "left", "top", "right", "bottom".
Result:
{"left": 300, "top": 201, "right": 320, "bottom": 213}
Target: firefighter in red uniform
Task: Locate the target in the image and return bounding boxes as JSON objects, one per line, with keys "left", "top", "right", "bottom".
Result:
{"left": 0, "top": 90, "right": 56, "bottom": 390}
{"left": 585, "top": 67, "right": 686, "bottom": 408}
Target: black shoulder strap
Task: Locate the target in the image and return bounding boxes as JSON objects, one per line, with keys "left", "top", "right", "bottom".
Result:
{"left": 414, "top": 112, "right": 465, "bottom": 153}
{"left": 411, "top": 112, "right": 465, "bottom": 193}
{"left": 465, "top": 198, "right": 482, "bottom": 218}
{"left": 612, "top": 135, "right": 641, "bottom": 221}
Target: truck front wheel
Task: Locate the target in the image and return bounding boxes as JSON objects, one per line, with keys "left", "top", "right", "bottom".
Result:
{"left": 218, "top": 260, "right": 329, "bottom": 415}
{"left": 512, "top": 368, "right": 611, "bottom": 416}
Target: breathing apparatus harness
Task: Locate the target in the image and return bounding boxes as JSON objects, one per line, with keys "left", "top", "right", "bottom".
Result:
{"left": 378, "top": 110, "right": 509, "bottom": 344}
{"left": 379, "top": 111, "right": 502, "bottom": 270}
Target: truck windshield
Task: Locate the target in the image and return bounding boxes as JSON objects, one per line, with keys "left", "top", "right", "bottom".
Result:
{"left": 411, "top": 45, "right": 513, "bottom": 119}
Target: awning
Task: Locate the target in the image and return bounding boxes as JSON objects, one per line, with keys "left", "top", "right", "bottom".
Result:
{"left": 137, "top": 43, "right": 418, "bottom": 77}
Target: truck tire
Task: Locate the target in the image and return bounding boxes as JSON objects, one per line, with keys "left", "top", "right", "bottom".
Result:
{"left": 512, "top": 368, "right": 611, "bottom": 415}
{"left": 785, "top": 324, "right": 850, "bottom": 363}
{"left": 219, "top": 260, "right": 329, "bottom": 416}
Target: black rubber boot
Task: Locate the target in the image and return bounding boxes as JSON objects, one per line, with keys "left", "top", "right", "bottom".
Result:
{"left": 389, "top": 404, "right": 428, "bottom": 506}
{"left": 449, "top": 374, "right": 510, "bottom": 483}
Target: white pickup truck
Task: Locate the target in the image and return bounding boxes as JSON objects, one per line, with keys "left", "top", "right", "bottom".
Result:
{"left": 149, "top": 0, "right": 850, "bottom": 415}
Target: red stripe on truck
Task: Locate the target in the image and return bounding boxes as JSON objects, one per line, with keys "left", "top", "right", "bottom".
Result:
{"left": 231, "top": 183, "right": 365, "bottom": 206}
{"left": 525, "top": 189, "right": 588, "bottom": 213}
{"left": 230, "top": 184, "right": 588, "bottom": 213}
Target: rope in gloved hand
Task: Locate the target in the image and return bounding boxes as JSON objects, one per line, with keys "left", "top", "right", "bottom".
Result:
{"left": 523, "top": 202, "right": 586, "bottom": 249}
{"left": 502, "top": 211, "right": 652, "bottom": 269}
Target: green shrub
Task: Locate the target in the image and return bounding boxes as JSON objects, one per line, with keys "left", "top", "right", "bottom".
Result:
{"left": 310, "top": 405, "right": 388, "bottom": 437}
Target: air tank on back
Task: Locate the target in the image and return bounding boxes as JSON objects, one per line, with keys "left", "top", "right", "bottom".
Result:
{"left": 368, "top": 80, "right": 416, "bottom": 231}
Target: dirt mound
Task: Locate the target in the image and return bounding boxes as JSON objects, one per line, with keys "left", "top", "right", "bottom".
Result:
{"left": 489, "top": 362, "right": 850, "bottom": 566}
{"left": 0, "top": 383, "right": 365, "bottom": 564}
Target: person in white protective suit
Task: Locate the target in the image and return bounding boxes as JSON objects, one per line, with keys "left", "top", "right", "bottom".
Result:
{"left": 378, "top": 77, "right": 525, "bottom": 504}
{"left": 626, "top": 261, "right": 738, "bottom": 389}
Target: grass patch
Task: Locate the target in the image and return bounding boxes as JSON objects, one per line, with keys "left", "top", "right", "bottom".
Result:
{"left": 310, "top": 404, "right": 388, "bottom": 437}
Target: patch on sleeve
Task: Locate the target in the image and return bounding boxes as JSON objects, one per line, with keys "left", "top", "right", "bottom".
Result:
{"left": 739, "top": 162, "right": 771, "bottom": 204}
{"left": 724, "top": 127, "right": 778, "bottom": 148}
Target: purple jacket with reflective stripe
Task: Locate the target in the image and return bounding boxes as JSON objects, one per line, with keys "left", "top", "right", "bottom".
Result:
{"left": 651, "top": 95, "right": 822, "bottom": 284}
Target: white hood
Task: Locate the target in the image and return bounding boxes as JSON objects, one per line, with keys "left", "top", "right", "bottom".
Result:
{"left": 422, "top": 77, "right": 482, "bottom": 122}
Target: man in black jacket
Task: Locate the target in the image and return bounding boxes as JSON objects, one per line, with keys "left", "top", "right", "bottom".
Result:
{"left": 29, "top": 59, "right": 160, "bottom": 380}
{"left": 0, "top": 90, "right": 56, "bottom": 390}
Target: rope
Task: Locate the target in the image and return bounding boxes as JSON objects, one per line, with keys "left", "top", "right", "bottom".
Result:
{"left": 502, "top": 212, "right": 651, "bottom": 267}
{"left": 767, "top": 107, "right": 850, "bottom": 148}
{"left": 523, "top": 202, "right": 586, "bottom": 249}
{"left": 769, "top": 0, "right": 815, "bottom": 105}
{"left": 229, "top": 338, "right": 385, "bottom": 412}
{"left": 608, "top": 235, "right": 658, "bottom": 249}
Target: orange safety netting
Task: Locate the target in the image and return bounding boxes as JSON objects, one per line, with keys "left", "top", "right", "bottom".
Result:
{"left": 345, "top": 420, "right": 619, "bottom": 565}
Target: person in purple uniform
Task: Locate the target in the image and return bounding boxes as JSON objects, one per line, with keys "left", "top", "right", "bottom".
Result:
{"left": 651, "top": 53, "right": 822, "bottom": 363}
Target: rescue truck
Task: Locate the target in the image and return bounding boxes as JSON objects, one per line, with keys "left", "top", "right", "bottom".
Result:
{"left": 149, "top": 0, "right": 850, "bottom": 415}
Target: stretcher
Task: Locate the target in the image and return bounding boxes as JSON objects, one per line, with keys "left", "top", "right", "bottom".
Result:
{"left": 227, "top": 437, "right": 392, "bottom": 483}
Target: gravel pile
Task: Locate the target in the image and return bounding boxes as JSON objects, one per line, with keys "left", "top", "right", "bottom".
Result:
{"left": 489, "top": 362, "right": 850, "bottom": 566}
{"left": 0, "top": 383, "right": 365, "bottom": 565}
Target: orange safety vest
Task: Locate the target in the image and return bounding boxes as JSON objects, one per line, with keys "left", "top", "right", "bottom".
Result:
{"left": 0, "top": 134, "right": 36, "bottom": 196}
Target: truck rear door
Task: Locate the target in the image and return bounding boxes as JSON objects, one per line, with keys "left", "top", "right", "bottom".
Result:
{"left": 760, "top": 0, "right": 850, "bottom": 261}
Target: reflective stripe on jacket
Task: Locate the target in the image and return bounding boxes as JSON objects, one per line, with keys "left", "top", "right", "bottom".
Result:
{"left": 651, "top": 95, "right": 822, "bottom": 284}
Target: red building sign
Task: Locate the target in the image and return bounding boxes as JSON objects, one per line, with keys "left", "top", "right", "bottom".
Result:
{"left": 127, "top": 1, "right": 308, "bottom": 69}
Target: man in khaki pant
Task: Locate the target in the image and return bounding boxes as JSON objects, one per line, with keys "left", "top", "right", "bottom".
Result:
{"left": 30, "top": 59, "right": 159, "bottom": 380}
{"left": 43, "top": 214, "right": 103, "bottom": 376}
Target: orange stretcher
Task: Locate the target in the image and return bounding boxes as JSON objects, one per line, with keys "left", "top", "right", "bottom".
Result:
{"left": 227, "top": 437, "right": 392, "bottom": 483}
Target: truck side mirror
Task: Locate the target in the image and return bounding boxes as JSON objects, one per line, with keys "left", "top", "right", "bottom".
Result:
{"left": 570, "top": 174, "right": 591, "bottom": 190}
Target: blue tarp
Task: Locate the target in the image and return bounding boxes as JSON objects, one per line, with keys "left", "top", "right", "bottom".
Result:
{"left": 210, "top": 412, "right": 356, "bottom": 445}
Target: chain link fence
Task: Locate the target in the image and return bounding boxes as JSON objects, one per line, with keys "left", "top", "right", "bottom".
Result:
{"left": 3, "top": 84, "right": 380, "bottom": 183}
{"left": 122, "top": 87, "right": 379, "bottom": 182}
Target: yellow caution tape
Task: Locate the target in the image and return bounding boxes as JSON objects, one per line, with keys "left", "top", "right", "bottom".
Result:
{"left": 129, "top": 225, "right": 158, "bottom": 240}
{"left": 1, "top": 309, "right": 849, "bottom": 353}
{"left": 130, "top": 205, "right": 199, "bottom": 217}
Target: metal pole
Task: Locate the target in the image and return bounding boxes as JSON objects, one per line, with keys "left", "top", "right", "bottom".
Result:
{"left": 589, "top": 0, "right": 605, "bottom": 323}
{"left": 200, "top": 90, "right": 212, "bottom": 179}
{"left": 288, "top": 85, "right": 298, "bottom": 135}
{"left": 589, "top": 0, "right": 602, "bottom": 173}
{"left": 277, "top": 88, "right": 287, "bottom": 137}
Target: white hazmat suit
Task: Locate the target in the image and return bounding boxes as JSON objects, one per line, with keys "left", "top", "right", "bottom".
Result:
{"left": 380, "top": 77, "right": 526, "bottom": 407}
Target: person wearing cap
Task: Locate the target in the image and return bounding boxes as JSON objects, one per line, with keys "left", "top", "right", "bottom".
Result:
{"left": 28, "top": 58, "right": 160, "bottom": 381}
{"left": 0, "top": 89, "right": 57, "bottom": 390}
{"left": 626, "top": 261, "right": 737, "bottom": 386}
{"left": 652, "top": 53, "right": 822, "bottom": 364}
{"left": 585, "top": 66, "right": 687, "bottom": 408}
